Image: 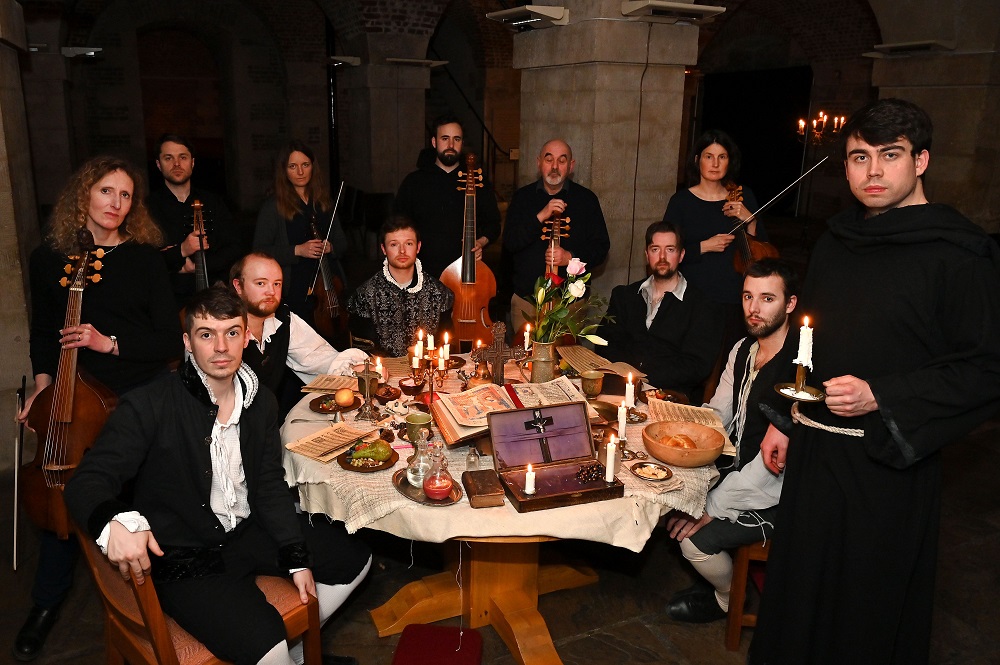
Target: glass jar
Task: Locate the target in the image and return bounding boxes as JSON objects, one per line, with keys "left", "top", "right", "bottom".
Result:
{"left": 466, "top": 445, "right": 481, "bottom": 472}
{"left": 423, "top": 442, "right": 455, "bottom": 500}
{"left": 405, "top": 430, "right": 431, "bottom": 488}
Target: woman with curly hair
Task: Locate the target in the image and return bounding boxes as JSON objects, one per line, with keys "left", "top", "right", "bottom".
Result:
{"left": 12, "top": 155, "right": 182, "bottom": 662}
{"left": 252, "top": 140, "right": 348, "bottom": 327}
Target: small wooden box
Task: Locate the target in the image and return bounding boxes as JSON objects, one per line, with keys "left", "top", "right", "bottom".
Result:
{"left": 487, "top": 401, "right": 624, "bottom": 513}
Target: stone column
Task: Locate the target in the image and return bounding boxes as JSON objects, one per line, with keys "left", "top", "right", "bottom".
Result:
{"left": 338, "top": 63, "right": 430, "bottom": 194}
{"left": 0, "top": 0, "right": 37, "bottom": 470}
{"left": 513, "top": 13, "right": 699, "bottom": 295}
{"left": 873, "top": 51, "right": 1000, "bottom": 232}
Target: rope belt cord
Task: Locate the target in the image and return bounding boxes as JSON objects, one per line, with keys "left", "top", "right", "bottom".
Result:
{"left": 791, "top": 402, "right": 865, "bottom": 438}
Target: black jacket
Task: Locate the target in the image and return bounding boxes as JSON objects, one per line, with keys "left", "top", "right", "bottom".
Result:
{"left": 600, "top": 277, "right": 724, "bottom": 398}
{"left": 65, "top": 361, "right": 309, "bottom": 572}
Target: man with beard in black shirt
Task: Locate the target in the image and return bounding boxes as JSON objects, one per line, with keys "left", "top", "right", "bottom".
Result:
{"left": 393, "top": 114, "right": 501, "bottom": 278}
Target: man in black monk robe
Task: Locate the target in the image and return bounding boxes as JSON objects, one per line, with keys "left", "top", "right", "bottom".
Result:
{"left": 747, "top": 99, "right": 1000, "bottom": 664}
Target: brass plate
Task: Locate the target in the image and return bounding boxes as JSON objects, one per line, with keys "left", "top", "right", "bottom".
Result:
{"left": 774, "top": 383, "right": 826, "bottom": 402}
{"left": 391, "top": 469, "right": 463, "bottom": 506}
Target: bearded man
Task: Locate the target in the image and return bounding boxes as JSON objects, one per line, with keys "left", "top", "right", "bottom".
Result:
{"left": 662, "top": 258, "right": 798, "bottom": 623}
{"left": 502, "top": 138, "right": 610, "bottom": 299}
{"left": 393, "top": 113, "right": 501, "bottom": 278}
{"left": 599, "top": 221, "right": 723, "bottom": 399}
{"left": 230, "top": 252, "right": 366, "bottom": 412}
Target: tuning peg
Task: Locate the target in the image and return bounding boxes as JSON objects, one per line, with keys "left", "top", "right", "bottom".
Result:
{"left": 457, "top": 186, "right": 464, "bottom": 191}
{"left": 89, "top": 274, "right": 101, "bottom": 284}
{"left": 457, "top": 170, "right": 466, "bottom": 177}
{"left": 93, "top": 248, "right": 105, "bottom": 259}
{"left": 59, "top": 277, "right": 70, "bottom": 287}
{"left": 91, "top": 260, "right": 103, "bottom": 271}
{"left": 63, "top": 264, "right": 73, "bottom": 274}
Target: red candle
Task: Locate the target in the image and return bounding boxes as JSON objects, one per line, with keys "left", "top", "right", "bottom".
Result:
{"left": 423, "top": 475, "right": 453, "bottom": 500}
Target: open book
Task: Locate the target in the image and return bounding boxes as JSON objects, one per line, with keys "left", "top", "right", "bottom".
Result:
{"left": 285, "top": 422, "right": 377, "bottom": 463}
{"left": 300, "top": 374, "right": 358, "bottom": 393}
{"left": 431, "top": 375, "right": 599, "bottom": 445}
{"left": 556, "top": 344, "right": 646, "bottom": 379}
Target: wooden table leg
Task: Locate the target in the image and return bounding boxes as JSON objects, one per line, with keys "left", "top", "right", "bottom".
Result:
{"left": 369, "top": 571, "right": 461, "bottom": 637}
{"left": 371, "top": 538, "right": 598, "bottom": 664}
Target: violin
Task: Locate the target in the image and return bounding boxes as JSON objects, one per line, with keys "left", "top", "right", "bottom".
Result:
{"left": 726, "top": 183, "right": 779, "bottom": 275}
{"left": 21, "top": 229, "right": 117, "bottom": 538}
{"left": 307, "top": 207, "right": 349, "bottom": 344}
{"left": 191, "top": 199, "right": 209, "bottom": 292}
{"left": 440, "top": 153, "right": 497, "bottom": 346}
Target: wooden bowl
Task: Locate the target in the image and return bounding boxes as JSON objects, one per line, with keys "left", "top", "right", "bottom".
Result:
{"left": 641, "top": 421, "right": 724, "bottom": 468}
{"left": 374, "top": 385, "right": 402, "bottom": 405}
{"left": 398, "top": 377, "right": 426, "bottom": 396}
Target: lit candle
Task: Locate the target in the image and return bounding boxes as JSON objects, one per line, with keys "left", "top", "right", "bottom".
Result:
{"left": 438, "top": 356, "right": 445, "bottom": 370}
{"left": 605, "top": 439, "right": 616, "bottom": 483}
{"left": 524, "top": 324, "right": 531, "bottom": 350}
{"left": 525, "top": 463, "right": 536, "bottom": 494}
{"left": 618, "top": 401, "right": 627, "bottom": 441}
{"left": 427, "top": 334, "right": 435, "bottom": 351}
{"left": 624, "top": 372, "right": 635, "bottom": 408}
{"left": 375, "top": 357, "right": 383, "bottom": 378}
{"left": 798, "top": 119, "right": 806, "bottom": 135}
{"left": 794, "top": 316, "right": 814, "bottom": 370}
{"left": 476, "top": 339, "right": 482, "bottom": 349}
{"left": 415, "top": 329, "right": 424, "bottom": 359}
{"left": 442, "top": 332, "right": 450, "bottom": 360}
{"left": 412, "top": 355, "right": 420, "bottom": 369}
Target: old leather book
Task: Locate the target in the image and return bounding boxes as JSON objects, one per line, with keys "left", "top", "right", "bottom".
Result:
{"left": 461, "top": 469, "right": 505, "bottom": 508}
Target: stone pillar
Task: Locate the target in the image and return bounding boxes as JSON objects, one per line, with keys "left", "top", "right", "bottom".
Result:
{"left": 339, "top": 63, "right": 430, "bottom": 194}
{"left": 873, "top": 52, "right": 1000, "bottom": 232}
{"left": 868, "top": 0, "right": 1000, "bottom": 232}
{"left": 513, "top": 13, "right": 698, "bottom": 296}
{"left": 0, "top": 0, "right": 37, "bottom": 470}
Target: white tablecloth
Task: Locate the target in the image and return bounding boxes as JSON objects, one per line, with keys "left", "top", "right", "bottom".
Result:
{"left": 282, "top": 362, "right": 718, "bottom": 553}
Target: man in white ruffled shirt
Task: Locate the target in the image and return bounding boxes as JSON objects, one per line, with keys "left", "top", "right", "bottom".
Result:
{"left": 231, "top": 253, "right": 368, "bottom": 412}
{"left": 65, "top": 286, "right": 371, "bottom": 664}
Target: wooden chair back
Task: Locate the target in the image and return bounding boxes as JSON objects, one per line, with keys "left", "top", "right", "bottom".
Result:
{"left": 74, "top": 524, "right": 321, "bottom": 665}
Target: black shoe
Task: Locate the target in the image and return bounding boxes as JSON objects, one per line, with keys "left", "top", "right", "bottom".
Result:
{"left": 12, "top": 606, "right": 61, "bottom": 662}
{"left": 669, "top": 578, "right": 714, "bottom": 601}
{"left": 666, "top": 590, "right": 727, "bottom": 623}
{"left": 322, "top": 655, "right": 359, "bottom": 665}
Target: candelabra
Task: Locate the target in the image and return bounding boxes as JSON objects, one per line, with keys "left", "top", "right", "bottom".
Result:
{"left": 410, "top": 346, "right": 451, "bottom": 405}
{"left": 797, "top": 111, "right": 846, "bottom": 147}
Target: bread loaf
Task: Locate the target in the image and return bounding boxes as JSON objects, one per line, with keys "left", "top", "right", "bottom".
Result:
{"left": 664, "top": 433, "right": 696, "bottom": 449}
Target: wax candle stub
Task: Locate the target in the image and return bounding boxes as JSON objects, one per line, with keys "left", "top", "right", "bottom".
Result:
{"left": 524, "top": 324, "right": 531, "bottom": 351}
{"left": 525, "top": 463, "right": 536, "bottom": 494}
{"left": 624, "top": 372, "right": 635, "bottom": 408}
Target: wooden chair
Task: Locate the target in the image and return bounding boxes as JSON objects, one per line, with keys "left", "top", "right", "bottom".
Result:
{"left": 74, "top": 525, "right": 322, "bottom": 665}
{"left": 725, "top": 539, "right": 771, "bottom": 650}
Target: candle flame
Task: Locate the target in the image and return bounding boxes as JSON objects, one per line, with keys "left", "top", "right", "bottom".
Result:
{"left": 418, "top": 329, "right": 424, "bottom": 340}
{"left": 527, "top": 463, "right": 533, "bottom": 472}
{"left": 476, "top": 339, "right": 482, "bottom": 348}
{"left": 610, "top": 434, "right": 617, "bottom": 444}
{"left": 627, "top": 372, "right": 633, "bottom": 383}
{"left": 444, "top": 332, "right": 449, "bottom": 344}
{"left": 526, "top": 324, "right": 531, "bottom": 332}
{"left": 803, "top": 316, "right": 810, "bottom": 327}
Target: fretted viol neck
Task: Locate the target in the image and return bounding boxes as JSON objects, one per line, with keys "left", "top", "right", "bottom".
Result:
{"left": 459, "top": 155, "right": 482, "bottom": 284}
{"left": 51, "top": 255, "right": 91, "bottom": 423}
{"left": 192, "top": 200, "right": 209, "bottom": 292}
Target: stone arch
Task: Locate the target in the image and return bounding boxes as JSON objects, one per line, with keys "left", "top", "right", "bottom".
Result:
{"left": 66, "top": 0, "right": 287, "bottom": 211}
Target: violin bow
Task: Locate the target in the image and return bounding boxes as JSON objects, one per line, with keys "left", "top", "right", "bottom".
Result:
{"left": 728, "top": 156, "right": 829, "bottom": 235}
{"left": 13, "top": 375, "right": 24, "bottom": 571}
{"left": 307, "top": 181, "right": 346, "bottom": 295}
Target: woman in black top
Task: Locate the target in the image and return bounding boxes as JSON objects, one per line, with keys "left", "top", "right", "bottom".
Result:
{"left": 252, "top": 140, "right": 348, "bottom": 327}
{"left": 13, "top": 155, "right": 182, "bottom": 661}
{"left": 663, "top": 130, "right": 765, "bottom": 307}
{"left": 663, "top": 130, "right": 768, "bottom": 353}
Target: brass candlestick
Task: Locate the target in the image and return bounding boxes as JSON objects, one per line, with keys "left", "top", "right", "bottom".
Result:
{"left": 354, "top": 359, "right": 382, "bottom": 421}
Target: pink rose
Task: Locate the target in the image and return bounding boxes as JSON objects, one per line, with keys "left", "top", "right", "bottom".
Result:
{"left": 566, "top": 258, "right": 587, "bottom": 276}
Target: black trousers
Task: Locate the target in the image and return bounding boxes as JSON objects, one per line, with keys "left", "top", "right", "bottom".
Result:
{"left": 155, "top": 515, "right": 370, "bottom": 665}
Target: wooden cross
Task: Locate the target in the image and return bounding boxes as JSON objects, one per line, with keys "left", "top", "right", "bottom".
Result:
{"left": 470, "top": 322, "right": 527, "bottom": 386}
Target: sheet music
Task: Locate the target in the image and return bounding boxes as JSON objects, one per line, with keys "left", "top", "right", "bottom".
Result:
{"left": 286, "top": 423, "right": 377, "bottom": 463}
{"left": 380, "top": 356, "right": 412, "bottom": 378}
{"left": 647, "top": 399, "right": 725, "bottom": 428}
{"left": 556, "top": 345, "right": 646, "bottom": 379}
{"left": 301, "top": 374, "right": 357, "bottom": 393}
